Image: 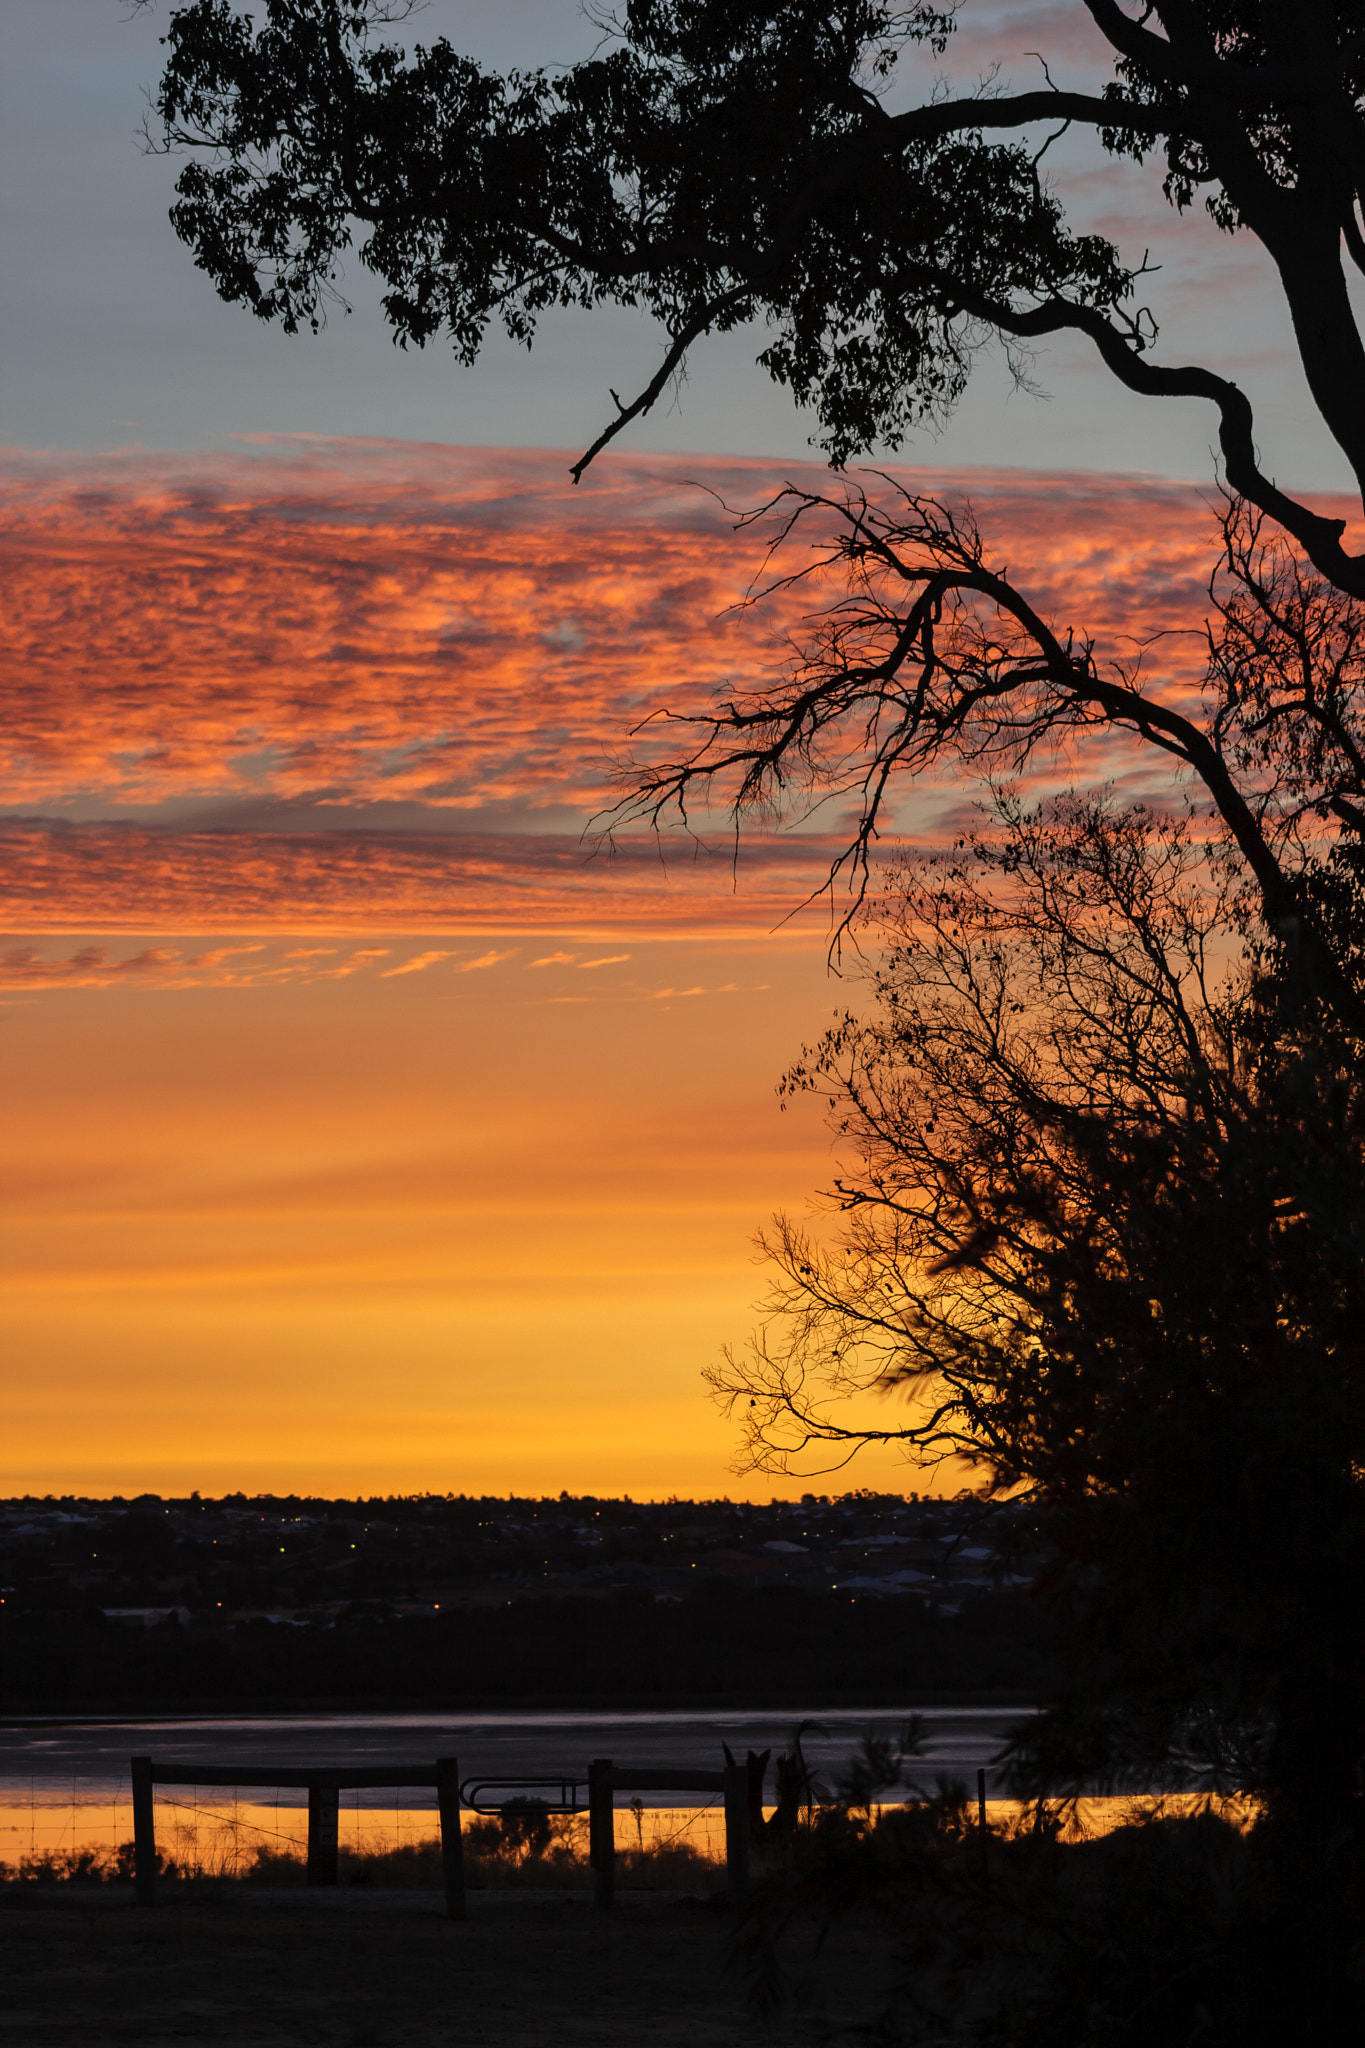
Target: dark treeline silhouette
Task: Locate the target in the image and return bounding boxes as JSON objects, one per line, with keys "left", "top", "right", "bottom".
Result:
{"left": 0, "top": 1585, "right": 1050, "bottom": 1713}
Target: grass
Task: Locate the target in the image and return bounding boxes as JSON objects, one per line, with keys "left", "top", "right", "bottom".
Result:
{"left": 10, "top": 1794, "right": 1353, "bottom": 2039}
{"left": 0, "top": 1809, "right": 722, "bottom": 1893}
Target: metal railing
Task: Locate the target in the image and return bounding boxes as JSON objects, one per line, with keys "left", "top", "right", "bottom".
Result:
{"left": 459, "top": 1776, "right": 586, "bottom": 1814}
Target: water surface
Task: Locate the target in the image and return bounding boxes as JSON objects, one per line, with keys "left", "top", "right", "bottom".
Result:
{"left": 0, "top": 1704, "right": 1030, "bottom": 1811}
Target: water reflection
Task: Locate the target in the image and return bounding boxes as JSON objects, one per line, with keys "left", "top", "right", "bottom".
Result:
{"left": 0, "top": 1705, "right": 1028, "bottom": 1796}
{"left": 0, "top": 1704, "right": 1030, "bottom": 1861}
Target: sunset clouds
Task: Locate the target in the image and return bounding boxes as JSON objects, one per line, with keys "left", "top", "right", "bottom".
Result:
{"left": 0, "top": 938, "right": 463, "bottom": 992}
{"left": 3, "top": 442, "right": 767, "bottom": 817}
{"left": 6, "top": 438, "right": 1351, "bottom": 1495}
{"left": 3, "top": 438, "right": 1328, "bottom": 936}
{"left": 0, "top": 933, "right": 750, "bottom": 997}
{"left": 0, "top": 820, "right": 860, "bottom": 936}
{"left": 12, "top": 0, "right": 1364, "bottom": 1505}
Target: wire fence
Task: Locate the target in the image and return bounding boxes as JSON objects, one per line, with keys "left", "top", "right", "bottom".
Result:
{"left": 0, "top": 1788, "right": 738, "bottom": 1877}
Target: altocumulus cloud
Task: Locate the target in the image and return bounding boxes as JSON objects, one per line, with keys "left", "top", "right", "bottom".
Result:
{"left": 379, "top": 949, "right": 457, "bottom": 978}
{"left": 0, "top": 820, "right": 863, "bottom": 937}
{"left": 0, "top": 942, "right": 401, "bottom": 993}
{"left": 0, "top": 945, "right": 185, "bottom": 987}
{"left": 0, "top": 442, "right": 1266, "bottom": 936}
{"left": 458, "top": 949, "right": 518, "bottom": 972}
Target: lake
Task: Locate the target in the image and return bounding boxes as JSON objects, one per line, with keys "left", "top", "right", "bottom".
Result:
{"left": 0, "top": 1705, "right": 1032, "bottom": 1860}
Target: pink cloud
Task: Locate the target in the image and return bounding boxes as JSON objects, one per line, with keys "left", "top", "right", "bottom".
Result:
{"left": 0, "top": 944, "right": 183, "bottom": 987}
{"left": 0, "top": 442, "right": 1270, "bottom": 816}
{"left": 4, "top": 440, "right": 1341, "bottom": 935}
{"left": 458, "top": 948, "right": 519, "bottom": 972}
{"left": 379, "top": 949, "right": 457, "bottom": 978}
{"left": 934, "top": 3, "right": 1118, "bottom": 79}
{"left": 0, "top": 939, "right": 394, "bottom": 992}
{"left": 315, "top": 949, "right": 392, "bottom": 979}
{"left": 0, "top": 821, "right": 870, "bottom": 937}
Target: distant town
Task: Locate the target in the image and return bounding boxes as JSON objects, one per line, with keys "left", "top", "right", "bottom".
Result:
{"left": 0, "top": 1491, "right": 1052, "bottom": 1711}
{"left": 1, "top": 1489, "right": 1040, "bottom": 1629}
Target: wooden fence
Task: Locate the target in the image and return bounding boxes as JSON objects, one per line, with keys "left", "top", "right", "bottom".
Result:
{"left": 129, "top": 1756, "right": 465, "bottom": 1917}
{"left": 587, "top": 1759, "right": 749, "bottom": 1907}
{"left": 129, "top": 1753, "right": 751, "bottom": 1913}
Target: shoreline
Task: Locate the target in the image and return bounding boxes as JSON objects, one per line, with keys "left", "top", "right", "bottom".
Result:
{"left": 0, "top": 1691, "right": 1040, "bottom": 1725}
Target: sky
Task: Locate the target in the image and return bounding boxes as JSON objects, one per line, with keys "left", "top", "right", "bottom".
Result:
{"left": 0, "top": 2, "right": 1357, "bottom": 1499}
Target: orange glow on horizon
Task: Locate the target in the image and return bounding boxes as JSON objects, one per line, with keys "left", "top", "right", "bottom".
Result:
{"left": 1, "top": 930, "right": 885, "bottom": 1498}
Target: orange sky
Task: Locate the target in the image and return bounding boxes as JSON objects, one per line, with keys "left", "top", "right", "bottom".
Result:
{"left": 3, "top": 443, "right": 1346, "bottom": 1498}
{"left": 1, "top": 928, "right": 852, "bottom": 1498}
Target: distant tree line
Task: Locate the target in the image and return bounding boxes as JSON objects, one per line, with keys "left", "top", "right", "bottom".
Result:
{"left": 0, "top": 1584, "right": 1051, "bottom": 1713}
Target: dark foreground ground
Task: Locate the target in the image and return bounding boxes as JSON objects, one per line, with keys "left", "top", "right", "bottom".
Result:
{"left": 0, "top": 1888, "right": 891, "bottom": 2047}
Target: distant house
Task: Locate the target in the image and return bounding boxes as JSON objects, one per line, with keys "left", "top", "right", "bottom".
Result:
{"left": 101, "top": 1605, "right": 189, "bottom": 1627}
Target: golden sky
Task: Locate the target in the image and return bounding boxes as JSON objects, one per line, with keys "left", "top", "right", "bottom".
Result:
{"left": 2, "top": 928, "right": 846, "bottom": 1498}
{"left": 2, "top": 443, "right": 1327, "bottom": 1498}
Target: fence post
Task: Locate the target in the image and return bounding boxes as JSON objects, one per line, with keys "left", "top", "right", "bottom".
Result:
{"left": 745, "top": 1749, "right": 768, "bottom": 1844}
{"left": 131, "top": 1756, "right": 156, "bottom": 1907}
{"left": 977, "top": 1767, "right": 988, "bottom": 1877}
{"left": 307, "top": 1784, "right": 340, "bottom": 1886}
{"left": 589, "top": 1759, "right": 615, "bottom": 1910}
{"left": 723, "top": 1762, "right": 750, "bottom": 1904}
{"left": 435, "top": 1756, "right": 466, "bottom": 1922}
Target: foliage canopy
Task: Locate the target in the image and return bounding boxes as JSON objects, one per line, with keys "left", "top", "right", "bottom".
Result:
{"left": 711, "top": 788, "right": 1365, "bottom": 1808}
{"left": 149, "top": 1, "right": 1365, "bottom": 590}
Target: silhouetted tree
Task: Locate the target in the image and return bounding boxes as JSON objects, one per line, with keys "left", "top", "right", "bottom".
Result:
{"left": 143, "top": 11, "right": 1365, "bottom": 1995}
{"left": 144, "top": 5, "right": 1365, "bottom": 1022}
{"left": 615, "top": 484, "right": 1365, "bottom": 1033}
{"left": 710, "top": 785, "right": 1365, "bottom": 1833}
{"left": 148, "top": 1, "right": 1365, "bottom": 593}
{"left": 709, "top": 784, "right": 1365, "bottom": 2022}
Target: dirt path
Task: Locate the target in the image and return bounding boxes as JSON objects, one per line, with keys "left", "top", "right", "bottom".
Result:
{"left": 0, "top": 1890, "right": 893, "bottom": 2046}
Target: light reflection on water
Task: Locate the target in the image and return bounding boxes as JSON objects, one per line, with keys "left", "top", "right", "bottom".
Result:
{"left": 0, "top": 1795, "right": 731, "bottom": 1868}
{"left": 0, "top": 1705, "right": 1031, "bottom": 1860}
{"left": 0, "top": 1792, "right": 1258, "bottom": 1872}
{"left": 0, "top": 1705, "right": 1031, "bottom": 1800}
